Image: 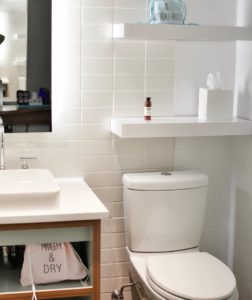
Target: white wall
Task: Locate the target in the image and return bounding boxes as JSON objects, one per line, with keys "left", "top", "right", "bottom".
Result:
{"left": 174, "top": 0, "right": 237, "bottom": 116}
{"left": 174, "top": 137, "right": 233, "bottom": 263}
{"left": 231, "top": 0, "right": 252, "bottom": 299}
{"left": 174, "top": 0, "right": 236, "bottom": 265}
{"left": 231, "top": 137, "right": 252, "bottom": 299}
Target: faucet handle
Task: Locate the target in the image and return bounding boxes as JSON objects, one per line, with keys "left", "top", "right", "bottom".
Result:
{"left": 19, "top": 157, "right": 38, "bottom": 169}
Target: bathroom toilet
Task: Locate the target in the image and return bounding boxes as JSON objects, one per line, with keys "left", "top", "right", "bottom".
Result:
{"left": 123, "top": 171, "right": 238, "bottom": 300}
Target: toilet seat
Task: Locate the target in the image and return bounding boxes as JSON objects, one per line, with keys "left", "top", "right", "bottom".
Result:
{"left": 146, "top": 252, "right": 236, "bottom": 300}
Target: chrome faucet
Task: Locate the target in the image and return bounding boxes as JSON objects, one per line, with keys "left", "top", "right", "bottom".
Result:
{"left": 0, "top": 117, "right": 6, "bottom": 170}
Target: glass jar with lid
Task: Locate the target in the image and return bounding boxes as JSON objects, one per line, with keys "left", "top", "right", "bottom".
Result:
{"left": 149, "top": 0, "right": 187, "bottom": 24}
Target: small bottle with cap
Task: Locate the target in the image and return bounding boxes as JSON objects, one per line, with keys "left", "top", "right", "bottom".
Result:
{"left": 144, "top": 97, "right": 152, "bottom": 121}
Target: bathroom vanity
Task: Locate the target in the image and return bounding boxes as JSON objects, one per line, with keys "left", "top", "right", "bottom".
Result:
{"left": 0, "top": 177, "right": 108, "bottom": 300}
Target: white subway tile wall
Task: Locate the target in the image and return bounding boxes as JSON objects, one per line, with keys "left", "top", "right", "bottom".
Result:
{"left": 82, "top": 1, "right": 175, "bottom": 299}
{"left": 4, "top": 0, "right": 175, "bottom": 299}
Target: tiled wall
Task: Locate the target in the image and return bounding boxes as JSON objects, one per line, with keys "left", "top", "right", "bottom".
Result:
{"left": 4, "top": 0, "right": 175, "bottom": 299}
{"left": 82, "top": 1, "right": 175, "bottom": 299}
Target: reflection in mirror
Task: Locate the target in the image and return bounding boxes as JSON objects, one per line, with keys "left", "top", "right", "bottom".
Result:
{"left": 0, "top": 0, "right": 51, "bottom": 133}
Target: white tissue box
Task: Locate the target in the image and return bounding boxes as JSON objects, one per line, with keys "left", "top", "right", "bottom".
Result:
{"left": 198, "top": 88, "right": 234, "bottom": 121}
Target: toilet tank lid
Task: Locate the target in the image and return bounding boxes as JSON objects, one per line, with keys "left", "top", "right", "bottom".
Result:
{"left": 123, "top": 171, "right": 208, "bottom": 191}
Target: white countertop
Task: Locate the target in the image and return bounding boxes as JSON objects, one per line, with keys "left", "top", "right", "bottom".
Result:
{"left": 0, "top": 177, "right": 109, "bottom": 224}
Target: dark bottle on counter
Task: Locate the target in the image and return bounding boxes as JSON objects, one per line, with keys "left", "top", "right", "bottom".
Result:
{"left": 144, "top": 97, "right": 152, "bottom": 121}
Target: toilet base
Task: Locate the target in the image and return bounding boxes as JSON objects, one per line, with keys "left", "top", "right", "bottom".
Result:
{"left": 126, "top": 247, "right": 239, "bottom": 300}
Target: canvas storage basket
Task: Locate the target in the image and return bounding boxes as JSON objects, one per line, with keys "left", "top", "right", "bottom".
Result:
{"left": 20, "top": 242, "right": 88, "bottom": 286}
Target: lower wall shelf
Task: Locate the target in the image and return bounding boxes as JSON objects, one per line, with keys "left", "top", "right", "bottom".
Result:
{"left": 0, "top": 265, "right": 91, "bottom": 297}
{"left": 111, "top": 117, "right": 252, "bottom": 138}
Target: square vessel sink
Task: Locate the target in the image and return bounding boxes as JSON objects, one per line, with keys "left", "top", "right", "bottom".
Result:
{"left": 0, "top": 169, "right": 60, "bottom": 211}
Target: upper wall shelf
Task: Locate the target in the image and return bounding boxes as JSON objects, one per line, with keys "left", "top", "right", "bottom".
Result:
{"left": 111, "top": 117, "right": 252, "bottom": 138}
{"left": 113, "top": 23, "right": 252, "bottom": 41}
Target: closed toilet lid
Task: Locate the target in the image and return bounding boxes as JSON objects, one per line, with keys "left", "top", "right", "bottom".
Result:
{"left": 147, "top": 252, "right": 236, "bottom": 300}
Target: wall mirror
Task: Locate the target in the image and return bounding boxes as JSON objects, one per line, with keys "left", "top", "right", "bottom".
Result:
{"left": 0, "top": 0, "right": 51, "bottom": 133}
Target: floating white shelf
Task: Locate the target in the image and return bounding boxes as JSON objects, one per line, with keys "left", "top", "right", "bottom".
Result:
{"left": 111, "top": 117, "right": 252, "bottom": 138}
{"left": 113, "top": 23, "right": 252, "bottom": 41}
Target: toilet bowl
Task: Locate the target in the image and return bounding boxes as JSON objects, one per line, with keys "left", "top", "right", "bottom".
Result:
{"left": 123, "top": 171, "right": 239, "bottom": 300}
{"left": 127, "top": 248, "right": 239, "bottom": 300}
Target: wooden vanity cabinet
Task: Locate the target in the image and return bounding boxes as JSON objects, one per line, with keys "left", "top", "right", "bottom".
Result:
{"left": 0, "top": 220, "right": 101, "bottom": 300}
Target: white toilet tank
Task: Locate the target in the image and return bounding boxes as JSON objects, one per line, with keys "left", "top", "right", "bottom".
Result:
{"left": 123, "top": 171, "right": 208, "bottom": 252}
